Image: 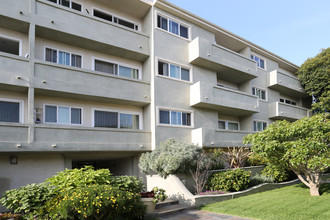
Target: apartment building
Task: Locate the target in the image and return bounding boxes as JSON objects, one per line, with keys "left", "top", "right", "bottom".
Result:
{"left": 0, "top": 0, "right": 310, "bottom": 202}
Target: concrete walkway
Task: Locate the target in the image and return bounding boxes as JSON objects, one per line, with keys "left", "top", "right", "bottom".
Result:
{"left": 159, "top": 209, "right": 253, "bottom": 220}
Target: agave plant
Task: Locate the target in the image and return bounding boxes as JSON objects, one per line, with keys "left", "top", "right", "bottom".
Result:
{"left": 215, "top": 147, "right": 252, "bottom": 168}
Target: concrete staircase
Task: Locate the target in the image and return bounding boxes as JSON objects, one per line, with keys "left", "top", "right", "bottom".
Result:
{"left": 145, "top": 199, "right": 192, "bottom": 219}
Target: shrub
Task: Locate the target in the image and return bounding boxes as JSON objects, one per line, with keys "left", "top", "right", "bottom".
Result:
{"left": 249, "top": 174, "right": 274, "bottom": 187}
{"left": 261, "top": 165, "right": 290, "bottom": 182}
{"left": 46, "top": 185, "right": 144, "bottom": 220}
{"left": 208, "top": 169, "right": 251, "bottom": 192}
{"left": 139, "top": 138, "right": 201, "bottom": 178}
{"left": 0, "top": 183, "right": 54, "bottom": 216}
{"left": 110, "top": 176, "right": 143, "bottom": 193}
{"left": 246, "top": 152, "right": 268, "bottom": 166}
{"left": 46, "top": 166, "right": 111, "bottom": 191}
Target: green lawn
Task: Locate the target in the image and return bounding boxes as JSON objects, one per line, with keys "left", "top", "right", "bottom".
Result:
{"left": 201, "top": 183, "right": 330, "bottom": 220}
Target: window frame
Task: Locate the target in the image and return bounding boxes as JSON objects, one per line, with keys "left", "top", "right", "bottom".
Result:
{"left": 157, "top": 58, "right": 192, "bottom": 83}
{"left": 92, "top": 57, "right": 142, "bottom": 80}
{"left": 279, "top": 98, "right": 297, "bottom": 106}
{"left": 157, "top": 107, "right": 193, "bottom": 128}
{"left": 156, "top": 13, "right": 191, "bottom": 40}
{"left": 47, "top": 0, "right": 83, "bottom": 12}
{"left": 0, "top": 98, "right": 24, "bottom": 123}
{"left": 253, "top": 120, "right": 268, "bottom": 132}
{"left": 92, "top": 108, "right": 143, "bottom": 130}
{"left": 251, "top": 53, "right": 266, "bottom": 70}
{"left": 252, "top": 86, "right": 267, "bottom": 101}
{"left": 0, "top": 34, "right": 22, "bottom": 56}
{"left": 44, "top": 46, "right": 83, "bottom": 68}
{"left": 218, "top": 120, "right": 240, "bottom": 131}
{"left": 43, "top": 104, "right": 83, "bottom": 125}
{"left": 92, "top": 7, "right": 140, "bottom": 31}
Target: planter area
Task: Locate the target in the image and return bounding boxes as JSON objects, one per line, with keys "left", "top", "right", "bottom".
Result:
{"left": 146, "top": 166, "right": 301, "bottom": 207}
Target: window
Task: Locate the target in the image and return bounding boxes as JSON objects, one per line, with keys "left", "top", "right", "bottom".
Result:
{"left": 253, "top": 121, "right": 267, "bottom": 132}
{"left": 280, "top": 98, "right": 297, "bottom": 106}
{"left": 94, "top": 59, "right": 140, "bottom": 79}
{"left": 251, "top": 54, "right": 265, "bottom": 69}
{"left": 252, "top": 87, "right": 266, "bottom": 100}
{"left": 0, "top": 36, "right": 20, "bottom": 55}
{"left": 0, "top": 100, "right": 22, "bottom": 123}
{"left": 157, "top": 15, "right": 189, "bottom": 39}
{"left": 158, "top": 61, "right": 190, "bottom": 82}
{"left": 45, "top": 105, "right": 82, "bottom": 125}
{"left": 159, "top": 110, "right": 191, "bottom": 126}
{"left": 218, "top": 120, "right": 239, "bottom": 130}
{"left": 47, "top": 0, "right": 82, "bottom": 11}
{"left": 93, "top": 9, "right": 139, "bottom": 31}
{"left": 45, "top": 48, "right": 82, "bottom": 68}
{"left": 94, "top": 110, "right": 140, "bottom": 129}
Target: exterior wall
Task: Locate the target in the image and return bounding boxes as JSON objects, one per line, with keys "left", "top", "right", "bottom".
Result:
{"left": 0, "top": 154, "right": 65, "bottom": 211}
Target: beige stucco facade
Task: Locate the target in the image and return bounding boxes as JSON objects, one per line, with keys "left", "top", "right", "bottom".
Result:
{"left": 0, "top": 0, "right": 311, "bottom": 208}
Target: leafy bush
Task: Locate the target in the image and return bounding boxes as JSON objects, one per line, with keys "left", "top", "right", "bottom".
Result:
{"left": 261, "top": 165, "right": 290, "bottom": 182}
{"left": 139, "top": 138, "right": 201, "bottom": 178}
{"left": 110, "top": 176, "right": 143, "bottom": 193}
{"left": 208, "top": 169, "right": 251, "bottom": 192}
{"left": 249, "top": 174, "right": 274, "bottom": 187}
{"left": 46, "top": 166, "right": 111, "bottom": 191}
{"left": 0, "top": 183, "right": 54, "bottom": 215}
{"left": 246, "top": 152, "right": 268, "bottom": 166}
{"left": 46, "top": 185, "right": 144, "bottom": 220}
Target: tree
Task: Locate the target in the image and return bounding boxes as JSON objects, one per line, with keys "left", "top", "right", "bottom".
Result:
{"left": 297, "top": 48, "right": 330, "bottom": 112}
{"left": 190, "top": 151, "right": 217, "bottom": 194}
{"left": 244, "top": 113, "right": 330, "bottom": 196}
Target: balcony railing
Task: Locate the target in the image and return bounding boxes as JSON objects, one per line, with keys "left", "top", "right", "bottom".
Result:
{"left": 0, "top": 123, "right": 151, "bottom": 152}
{"left": 189, "top": 37, "right": 257, "bottom": 84}
{"left": 268, "top": 102, "right": 309, "bottom": 121}
{"left": 35, "top": 0, "right": 149, "bottom": 61}
{"left": 33, "top": 61, "right": 150, "bottom": 106}
{"left": 191, "top": 81, "right": 259, "bottom": 116}
{"left": 0, "top": 53, "right": 29, "bottom": 88}
{"left": 268, "top": 70, "right": 307, "bottom": 97}
{"left": 192, "top": 127, "right": 250, "bottom": 147}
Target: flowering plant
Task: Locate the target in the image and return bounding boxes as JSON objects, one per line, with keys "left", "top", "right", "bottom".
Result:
{"left": 0, "top": 213, "right": 22, "bottom": 220}
{"left": 140, "top": 187, "right": 167, "bottom": 203}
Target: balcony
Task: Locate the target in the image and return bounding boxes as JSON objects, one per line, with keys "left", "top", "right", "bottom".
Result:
{"left": 189, "top": 37, "right": 257, "bottom": 84}
{"left": 191, "top": 81, "right": 259, "bottom": 116}
{"left": 0, "top": 123, "right": 151, "bottom": 152}
{"left": 268, "top": 102, "right": 309, "bottom": 121}
{"left": 0, "top": 53, "right": 29, "bottom": 89}
{"left": 268, "top": 70, "right": 307, "bottom": 97}
{"left": 192, "top": 127, "right": 250, "bottom": 147}
{"left": 0, "top": 0, "right": 30, "bottom": 31}
{"left": 33, "top": 61, "right": 150, "bottom": 106}
{"left": 35, "top": 0, "right": 150, "bottom": 61}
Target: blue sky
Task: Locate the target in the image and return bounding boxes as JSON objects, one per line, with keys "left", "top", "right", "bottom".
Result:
{"left": 165, "top": 0, "right": 330, "bottom": 66}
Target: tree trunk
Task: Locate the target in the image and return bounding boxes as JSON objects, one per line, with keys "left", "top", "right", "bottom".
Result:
{"left": 309, "top": 183, "right": 320, "bottom": 196}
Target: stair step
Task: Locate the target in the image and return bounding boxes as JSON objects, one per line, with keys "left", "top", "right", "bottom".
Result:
{"left": 156, "top": 203, "right": 191, "bottom": 217}
{"left": 155, "top": 199, "right": 179, "bottom": 209}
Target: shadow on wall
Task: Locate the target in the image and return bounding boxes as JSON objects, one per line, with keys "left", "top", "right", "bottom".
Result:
{"left": 0, "top": 177, "right": 11, "bottom": 212}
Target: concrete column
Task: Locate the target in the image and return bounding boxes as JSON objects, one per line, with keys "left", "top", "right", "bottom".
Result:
{"left": 27, "top": 8, "right": 36, "bottom": 143}
{"left": 239, "top": 47, "right": 251, "bottom": 58}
